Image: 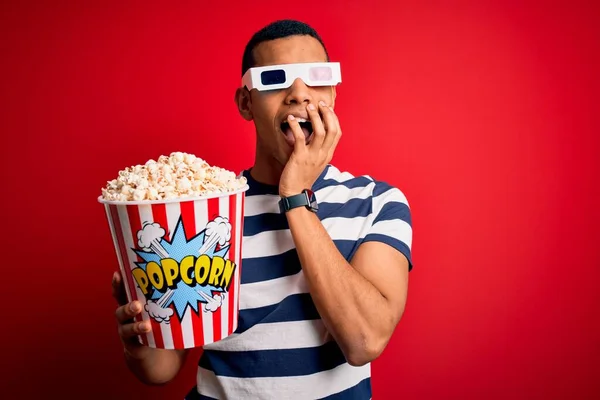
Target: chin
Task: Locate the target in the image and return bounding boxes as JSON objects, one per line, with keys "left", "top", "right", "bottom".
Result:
{"left": 271, "top": 131, "right": 292, "bottom": 160}
{"left": 274, "top": 149, "right": 292, "bottom": 166}
{"left": 256, "top": 128, "right": 292, "bottom": 166}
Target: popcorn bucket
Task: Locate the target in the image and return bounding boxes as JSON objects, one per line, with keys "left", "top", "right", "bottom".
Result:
{"left": 99, "top": 186, "right": 248, "bottom": 349}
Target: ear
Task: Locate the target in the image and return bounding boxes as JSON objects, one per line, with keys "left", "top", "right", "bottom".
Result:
{"left": 235, "top": 87, "right": 253, "bottom": 121}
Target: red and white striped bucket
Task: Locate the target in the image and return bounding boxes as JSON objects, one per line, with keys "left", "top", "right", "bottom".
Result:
{"left": 99, "top": 186, "right": 247, "bottom": 349}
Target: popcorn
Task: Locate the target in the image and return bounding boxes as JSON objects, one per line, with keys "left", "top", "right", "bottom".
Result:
{"left": 101, "top": 152, "right": 247, "bottom": 202}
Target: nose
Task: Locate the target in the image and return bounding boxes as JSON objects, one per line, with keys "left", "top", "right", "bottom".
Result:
{"left": 284, "top": 78, "right": 312, "bottom": 105}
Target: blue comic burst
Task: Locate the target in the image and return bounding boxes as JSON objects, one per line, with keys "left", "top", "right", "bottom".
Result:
{"left": 133, "top": 217, "right": 229, "bottom": 321}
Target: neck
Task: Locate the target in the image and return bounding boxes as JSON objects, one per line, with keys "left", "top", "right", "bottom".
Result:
{"left": 250, "top": 145, "right": 284, "bottom": 187}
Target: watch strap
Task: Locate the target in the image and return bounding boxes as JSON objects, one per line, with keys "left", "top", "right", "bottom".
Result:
{"left": 279, "top": 190, "right": 318, "bottom": 213}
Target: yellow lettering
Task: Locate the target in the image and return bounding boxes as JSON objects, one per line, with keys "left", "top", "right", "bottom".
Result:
{"left": 180, "top": 255, "right": 194, "bottom": 285}
{"left": 220, "top": 260, "right": 236, "bottom": 290}
{"left": 131, "top": 268, "right": 150, "bottom": 295}
{"left": 208, "top": 256, "right": 225, "bottom": 286}
{"left": 137, "top": 256, "right": 237, "bottom": 294}
{"left": 147, "top": 261, "right": 164, "bottom": 291}
{"left": 195, "top": 255, "right": 211, "bottom": 286}
{"left": 162, "top": 258, "right": 179, "bottom": 288}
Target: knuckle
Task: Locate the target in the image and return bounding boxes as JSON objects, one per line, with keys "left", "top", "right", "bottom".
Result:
{"left": 127, "top": 301, "right": 140, "bottom": 316}
{"left": 125, "top": 324, "right": 135, "bottom": 337}
{"left": 138, "top": 321, "right": 149, "bottom": 334}
{"left": 123, "top": 322, "right": 137, "bottom": 338}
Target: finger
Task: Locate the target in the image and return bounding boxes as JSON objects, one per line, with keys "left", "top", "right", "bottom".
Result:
{"left": 325, "top": 107, "right": 342, "bottom": 163}
{"left": 327, "top": 129, "right": 343, "bottom": 164}
{"left": 332, "top": 106, "right": 342, "bottom": 134}
{"left": 331, "top": 106, "right": 342, "bottom": 143}
{"left": 307, "top": 103, "right": 325, "bottom": 147}
{"left": 287, "top": 115, "right": 306, "bottom": 152}
{"left": 318, "top": 101, "right": 335, "bottom": 135}
{"left": 119, "top": 319, "right": 151, "bottom": 340}
{"left": 115, "top": 300, "right": 143, "bottom": 324}
{"left": 321, "top": 104, "right": 341, "bottom": 150}
{"left": 112, "top": 271, "right": 128, "bottom": 306}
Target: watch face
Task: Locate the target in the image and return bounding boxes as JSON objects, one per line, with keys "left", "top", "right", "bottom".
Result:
{"left": 305, "top": 189, "right": 318, "bottom": 212}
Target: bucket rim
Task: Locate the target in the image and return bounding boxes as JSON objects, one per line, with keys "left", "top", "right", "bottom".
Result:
{"left": 97, "top": 184, "right": 250, "bottom": 206}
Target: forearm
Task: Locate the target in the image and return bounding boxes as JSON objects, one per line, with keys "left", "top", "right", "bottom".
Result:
{"left": 286, "top": 208, "right": 395, "bottom": 365}
{"left": 124, "top": 347, "right": 187, "bottom": 385}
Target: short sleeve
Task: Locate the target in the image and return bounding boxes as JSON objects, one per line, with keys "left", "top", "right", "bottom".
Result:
{"left": 363, "top": 181, "right": 413, "bottom": 271}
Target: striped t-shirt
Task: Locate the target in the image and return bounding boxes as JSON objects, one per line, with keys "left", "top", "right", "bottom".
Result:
{"left": 186, "top": 164, "right": 413, "bottom": 399}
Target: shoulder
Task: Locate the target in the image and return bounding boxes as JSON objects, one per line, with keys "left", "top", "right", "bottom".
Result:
{"left": 319, "top": 165, "right": 414, "bottom": 269}
{"left": 316, "top": 164, "right": 412, "bottom": 229}
{"left": 317, "top": 165, "right": 410, "bottom": 206}
{"left": 314, "top": 165, "right": 375, "bottom": 202}
{"left": 317, "top": 165, "right": 374, "bottom": 188}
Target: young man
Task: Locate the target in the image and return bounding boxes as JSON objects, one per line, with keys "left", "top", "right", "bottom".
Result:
{"left": 111, "top": 19, "right": 413, "bottom": 399}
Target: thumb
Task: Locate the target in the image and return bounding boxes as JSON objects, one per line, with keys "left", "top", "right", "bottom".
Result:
{"left": 288, "top": 115, "right": 306, "bottom": 153}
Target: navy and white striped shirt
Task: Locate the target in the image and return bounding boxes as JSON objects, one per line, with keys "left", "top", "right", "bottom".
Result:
{"left": 186, "top": 164, "right": 413, "bottom": 399}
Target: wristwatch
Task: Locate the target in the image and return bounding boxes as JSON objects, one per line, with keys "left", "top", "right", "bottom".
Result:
{"left": 279, "top": 189, "right": 318, "bottom": 213}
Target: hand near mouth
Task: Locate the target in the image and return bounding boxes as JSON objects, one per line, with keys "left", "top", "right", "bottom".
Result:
{"left": 279, "top": 101, "right": 342, "bottom": 198}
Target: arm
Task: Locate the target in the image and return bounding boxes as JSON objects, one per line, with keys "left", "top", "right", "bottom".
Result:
{"left": 280, "top": 101, "right": 412, "bottom": 366}
{"left": 286, "top": 206, "right": 410, "bottom": 366}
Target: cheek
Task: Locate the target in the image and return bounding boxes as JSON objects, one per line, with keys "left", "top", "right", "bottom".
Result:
{"left": 251, "top": 102, "right": 277, "bottom": 126}
{"left": 316, "top": 88, "right": 335, "bottom": 106}
{"left": 250, "top": 107, "right": 279, "bottom": 142}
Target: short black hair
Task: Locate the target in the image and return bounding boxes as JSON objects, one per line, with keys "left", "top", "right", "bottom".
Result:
{"left": 241, "top": 19, "right": 329, "bottom": 77}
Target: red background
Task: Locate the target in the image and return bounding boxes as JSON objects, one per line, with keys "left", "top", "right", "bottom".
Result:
{"left": 2, "top": 1, "right": 599, "bottom": 399}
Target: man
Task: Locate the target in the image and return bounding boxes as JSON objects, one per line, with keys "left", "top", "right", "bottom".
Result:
{"left": 111, "top": 19, "right": 413, "bottom": 399}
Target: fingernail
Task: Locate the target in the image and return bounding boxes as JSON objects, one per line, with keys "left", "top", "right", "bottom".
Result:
{"left": 140, "top": 321, "right": 151, "bottom": 332}
{"left": 329, "top": 106, "right": 334, "bottom": 112}
{"left": 308, "top": 104, "right": 316, "bottom": 111}
{"left": 319, "top": 101, "right": 326, "bottom": 107}
{"left": 112, "top": 272, "right": 118, "bottom": 282}
{"left": 130, "top": 302, "right": 139, "bottom": 313}
{"left": 288, "top": 114, "right": 295, "bottom": 121}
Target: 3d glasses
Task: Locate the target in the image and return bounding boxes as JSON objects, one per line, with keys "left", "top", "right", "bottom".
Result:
{"left": 242, "top": 62, "right": 342, "bottom": 91}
